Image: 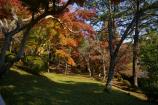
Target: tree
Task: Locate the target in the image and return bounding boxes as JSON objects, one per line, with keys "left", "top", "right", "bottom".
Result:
{"left": 106, "top": 0, "right": 158, "bottom": 91}
{"left": 0, "top": 0, "right": 86, "bottom": 76}
{"left": 85, "top": 0, "right": 158, "bottom": 91}
{"left": 140, "top": 31, "right": 158, "bottom": 102}
{"left": 132, "top": 0, "right": 140, "bottom": 87}
{"left": 10, "top": 4, "right": 95, "bottom": 74}
{"left": 79, "top": 38, "right": 93, "bottom": 76}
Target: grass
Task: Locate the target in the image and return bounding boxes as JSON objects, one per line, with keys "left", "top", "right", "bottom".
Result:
{"left": 0, "top": 68, "right": 156, "bottom": 105}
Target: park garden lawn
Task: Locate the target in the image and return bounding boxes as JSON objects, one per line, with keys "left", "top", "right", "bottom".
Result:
{"left": 0, "top": 68, "right": 156, "bottom": 105}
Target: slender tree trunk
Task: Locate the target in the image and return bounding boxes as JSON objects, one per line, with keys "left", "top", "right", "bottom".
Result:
{"left": 47, "top": 43, "right": 51, "bottom": 73}
{"left": 132, "top": 0, "right": 139, "bottom": 87}
{"left": 0, "top": 34, "right": 12, "bottom": 75}
{"left": 86, "top": 58, "right": 92, "bottom": 77}
{"left": 132, "top": 44, "right": 139, "bottom": 87}
{"left": 9, "top": 41, "right": 13, "bottom": 52}
{"left": 105, "top": 56, "right": 116, "bottom": 91}
{"left": 16, "top": 26, "right": 32, "bottom": 59}
{"left": 65, "top": 62, "right": 68, "bottom": 75}
{"left": 102, "top": 53, "right": 106, "bottom": 81}
{"left": 103, "top": 63, "right": 106, "bottom": 81}
{"left": 0, "top": 35, "right": 11, "bottom": 64}
{"left": 105, "top": 0, "right": 115, "bottom": 91}
{"left": 47, "top": 62, "right": 50, "bottom": 73}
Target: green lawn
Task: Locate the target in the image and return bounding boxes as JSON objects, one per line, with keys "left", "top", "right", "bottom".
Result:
{"left": 0, "top": 68, "right": 156, "bottom": 105}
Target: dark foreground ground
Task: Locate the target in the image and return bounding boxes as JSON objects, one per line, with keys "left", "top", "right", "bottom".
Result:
{"left": 0, "top": 68, "right": 156, "bottom": 105}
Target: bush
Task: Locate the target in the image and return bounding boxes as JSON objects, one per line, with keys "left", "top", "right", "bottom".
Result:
{"left": 140, "top": 78, "right": 158, "bottom": 102}
{"left": 5, "top": 52, "right": 16, "bottom": 62}
{"left": 22, "top": 56, "right": 48, "bottom": 74}
{"left": 140, "top": 32, "right": 158, "bottom": 102}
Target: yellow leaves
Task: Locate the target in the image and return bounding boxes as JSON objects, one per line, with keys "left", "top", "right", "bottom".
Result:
{"left": 67, "top": 38, "right": 77, "bottom": 47}
{"left": 60, "top": 36, "right": 77, "bottom": 47}
{"left": 67, "top": 57, "right": 76, "bottom": 66}
{"left": 55, "top": 49, "right": 76, "bottom": 66}
{"left": 37, "top": 47, "right": 45, "bottom": 55}
{"left": 47, "top": 20, "right": 55, "bottom": 28}
{"left": 42, "top": 18, "right": 61, "bottom": 29}
{"left": 56, "top": 50, "right": 69, "bottom": 58}
{"left": 54, "top": 21, "right": 61, "bottom": 29}
{"left": 49, "top": 29, "right": 57, "bottom": 36}
{"left": 60, "top": 36, "right": 67, "bottom": 45}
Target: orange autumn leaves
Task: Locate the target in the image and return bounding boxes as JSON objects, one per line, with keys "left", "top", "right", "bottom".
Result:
{"left": 41, "top": 17, "right": 79, "bottom": 48}
{"left": 60, "top": 37, "right": 77, "bottom": 47}
{"left": 60, "top": 10, "right": 95, "bottom": 36}
{"left": 40, "top": 9, "right": 95, "bottom": 66}
{"left": 56, "top": 50, "right": 76, "bottom": 66}
{"left": 56, "top": 9, "right": 95, "bottom": 66}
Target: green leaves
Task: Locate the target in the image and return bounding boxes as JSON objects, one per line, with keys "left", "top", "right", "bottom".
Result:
{"left": 140, "top": 31, "right": 158, "bottom": 102}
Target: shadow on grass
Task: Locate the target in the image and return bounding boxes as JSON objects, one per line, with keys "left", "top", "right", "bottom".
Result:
{"left": 0, "top": 69, "right": 156, "bottom": 105}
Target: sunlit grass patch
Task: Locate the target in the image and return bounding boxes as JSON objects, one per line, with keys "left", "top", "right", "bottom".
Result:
{"left": 0, "top": 68, "right": 156, "bottom": 105}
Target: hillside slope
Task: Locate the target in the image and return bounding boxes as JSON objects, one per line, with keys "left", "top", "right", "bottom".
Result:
{"left": 0, "top": 68, "right": 156, "bottom": 105}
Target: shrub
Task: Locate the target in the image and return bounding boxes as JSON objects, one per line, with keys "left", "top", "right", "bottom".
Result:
{"left": 140, "top": 32, "right": 158, "bottom": 102}
{"left": 139, "top": 78, "right": 158, "bottom": 102}
{"left": 22, "top": 56, "right": 48, "bottom": 74}
{"left": 5, "top": 51, "right": 16, "bottom": 62}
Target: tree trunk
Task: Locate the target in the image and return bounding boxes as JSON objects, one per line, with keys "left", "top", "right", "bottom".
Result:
{"left": 105, "top": 0, "right": 115, "bottom": 91}
{"left": 103, "top": 63, "right": 106, "bottom": 81}
{"left": 85, "top": 53, "right": 92, "bottom": 77}
{"left": 16, "top": 26, "right": 32, "bottom": 59}
{"left": 47, "top": 44, "right": 51, "bottom": 73}
{"left": 132, "top": 0, "right": 139, "bottom": 88}
{"left": 102, "top": 54, "right": 106, "bottom": 81}
{"left": 0, "top": 34, "right": 12, "bottom": 76}
{"left": 86, "top": 58, "right": 92, "bottom": 77}
{"left": 65, "top": 62, "right": 68, "bottom": 75}
{"left": 132, "top": 46, "right": 139, "bottom": 87}
{"left": 47, "top": 61, "right": 50, "bottom": 73}
{"left": 105, "top": 56, "right": 116, "bottom": 92}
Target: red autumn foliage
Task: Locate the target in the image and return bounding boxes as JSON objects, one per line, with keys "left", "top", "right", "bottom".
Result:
{"left": 0, "top": 0, "right": 23, "bottom": 19}
{"left": 60, "top": 9, "right": 95, "bottom": 37}
{"left": 77, "top": 9, "right": 96, "bottom": 20}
